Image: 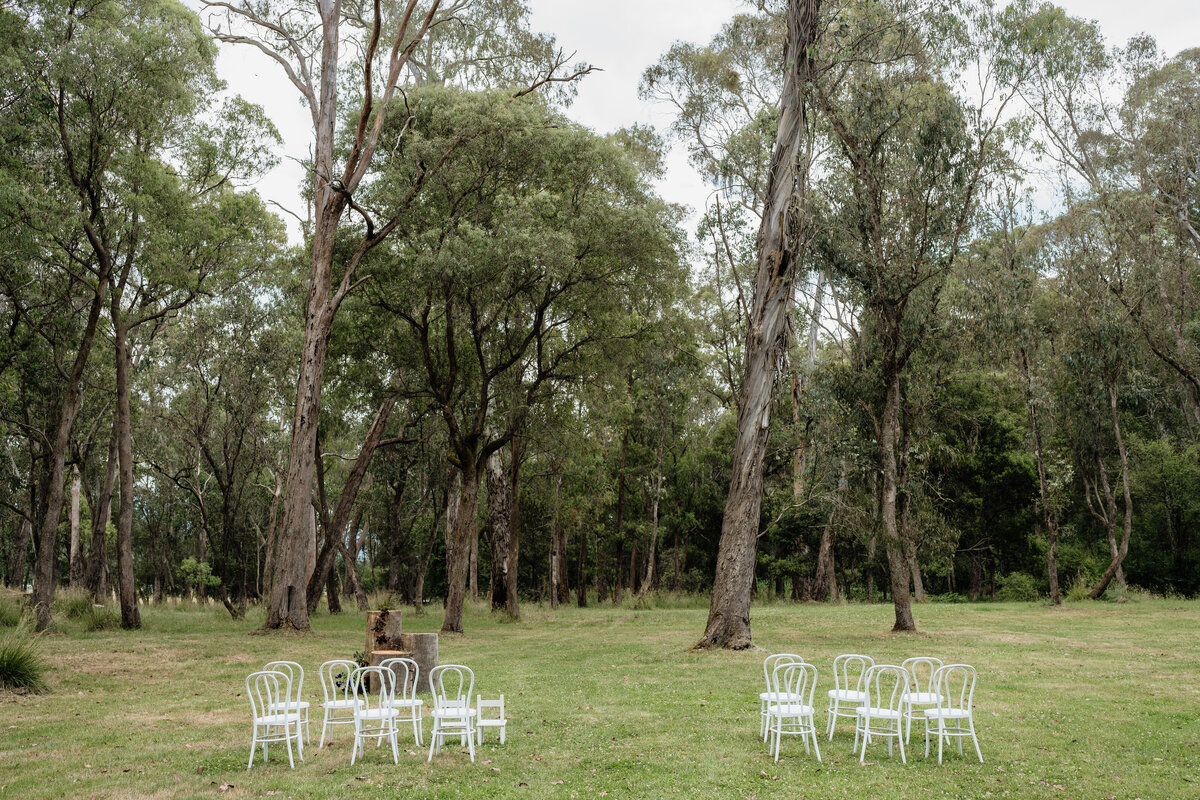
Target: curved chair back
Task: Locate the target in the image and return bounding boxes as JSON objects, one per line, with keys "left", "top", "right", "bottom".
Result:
{"left": 763, "top": 653, "right": 802, "bottom": 693}
{"left": 380, "top": 656, "right": 420, "bottom": 701}
{"left": 319, "top": 659, "right": 357, "bottom": 706}
{"left": 832, "top": 653, "right": 874, "bottom": 693}
{"left": 429, "top": 664, "right": 474, "bottom": 713}
{"left": 902, "top": 656, "right": 943, "bottom": 694}
{"left": 247, "top": 670, "right": 289, "bottom": 720}
{"left": 351, "top": 666, "right": 395, "bottom": 715}
{"left": 932, "top": 663, "right": 976, "bottom": 714}
{"left": 265, "top": 660, "right": 305, "bottom": 701}
{"left": 863, "top": 664, "right": 910, "bottom": 712}
{"left": 773, "top": 661, "right": 818, "bottom": 709}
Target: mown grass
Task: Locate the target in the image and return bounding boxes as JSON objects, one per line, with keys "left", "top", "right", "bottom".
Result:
{"left": 0, "top": 595, "right": 1196, "bottom": 799}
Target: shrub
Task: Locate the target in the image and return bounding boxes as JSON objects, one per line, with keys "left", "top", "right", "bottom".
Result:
{"left": 57, "top": 589, "right": 94, "bottom": 620}
{"left": 1065, "top": 573, "right": 1094, "bottom": 602}
{"left": 0, "top": 627, "right": 48, "bottom": 692}
{"left": 930, "top": 592, "right": 969, "bottom": 604}
{"left": 996, "top": 572, "right": 1042, "bottom": 602}
{"left": 81, "top": 605, "right": 119, "bottom": 632}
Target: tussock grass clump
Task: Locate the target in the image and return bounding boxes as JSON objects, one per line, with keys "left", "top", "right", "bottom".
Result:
{"left": 81, "top": 605, "right": 119, "bottom": 632}
{"left": 0, "top": 626, "right": 48, "bottom": 692}
{"left": 0, "top": 600, "right": 24, "bottom": 627}
{"left": 56, "top": 588, "right": 94, "bottom": 620}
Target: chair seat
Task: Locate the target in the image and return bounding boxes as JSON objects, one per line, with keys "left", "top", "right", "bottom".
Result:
{"left": 924, "top": 708, "right": 971, "bottom": 720}
{"left": 768, "top": 703, "right": 815, "bottom": 716}
{"left": 902, "top": 692, "right": 942, "bottom": 705}
{"left": 256, "top": 712, "right": 301, "bottom": 726}
{"left": 323, "top": 699, "right": 361, "bottom": 710}
{"left": 431, "top": 708, "right": 477, "bottom": 719}
{"left": 357, "top": 708, "right": 400, "bottom": 721}
{"left": 389, "top": 698, "right": 424, "bottom": 709}
{"left": 760, "top": 691, "right": 802, "bottom": 702}
{"left": 269, "top": 700, "right": 310, "bottom": 712}
{"left": 856, "top": 707, "right": 901, "bottom": 720}
{"left": 829, "top": 689, "right": 867, "bottom": 702}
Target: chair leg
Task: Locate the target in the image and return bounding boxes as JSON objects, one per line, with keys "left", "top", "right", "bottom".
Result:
{"left": 500, "top": 723, "right": 506, "bottom": 745}
{"left": 970, "top": 718, "right": 983, "bottom": 762}
{"left": 827, "top": 700, "right": 837, "bottom": 740}
{"left": 320, "top": 710, "right": 330, "bottom": 748}
{"left": 248, "top": 727, "right": 258, "bottom": 770}
{"left": 924, "top": 720, "right": 930, "bottom": 759}
{"left": 466, "top": 720, "right": 476, "bottom": 763}
{"left": 284, "top": 721, "right": 296, "bottom": 769}
{"left": 427, "top": 719, "right": 438, "bottom": 762}
{"left": 937, "top": 719, "right": 945, "bottom": 764}
{"left": 811, "top": 719, "right": 822, "bottom": 762}
{"left": 896, "top": 719, "right": 906, "bottom": 764}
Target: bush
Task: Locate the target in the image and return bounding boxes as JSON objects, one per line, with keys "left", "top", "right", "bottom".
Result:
{"left": 81, "top": 605, "right": 119, "bottom": 632}
{"left": 56, "top": 589, "right": 94, "bottom": 620}
{"left": 0, "top": 627, "right": 48, "bottom": 692}
{"left": 1065, "top": 573, "right": 1094, "bottom": 602}
{"left": 930, "top": 592, "right": 969, "bottom": 604}
{"left": 996, "top": 572, "right": 1042, "bottom": 602}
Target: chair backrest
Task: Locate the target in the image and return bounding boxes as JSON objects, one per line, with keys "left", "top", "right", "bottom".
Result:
{"left": 763, "top": 653, "right": 803, "bottom": 692}
{"left": 863, "top": 664, "right": 910, "bottom": 712}
{"left": 901, "top": 656, "right": 944, "bottom": 694}
{"left": 379, "top": 656, "right": 419, "bottom": 701}
{"left": 264, "top": 660, "right": 304, "bottom": 700}
{"left": 429, "top": 664, "right": 474, "bottom": 712}
{"left": 351, "top": 666, "right": 395, "bottom": 716}
{"left": 832, "top": 653, "right": 874, "bottom": 692}
{"left": 319, "top": 659, "right": 357, "bottom": 705}
{"left": 247, "top": 670, "right": 289, "bottom": 720}
{"left": 477, "top": 694, "right": 505, "bottom": 715}
{"left": 772, "top": 661, "right": 817, "bottom": 708}
{"left": 931, "top": 664, "right": 976, "bottom": 714}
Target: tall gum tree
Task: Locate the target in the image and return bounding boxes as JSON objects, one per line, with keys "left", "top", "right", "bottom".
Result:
{"left": 694, "top": 0, "right": 824, "bottom": 650}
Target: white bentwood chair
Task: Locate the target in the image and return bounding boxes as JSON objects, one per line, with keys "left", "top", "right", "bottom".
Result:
{"left": 349, "top": 666, "right": 400, "bottom": 765}
{"left": 379, "top": 656, "right": 424, "bottom": 746}
{"left": 854, "top": 664, "right": 910, "bottom": 764}
{"left": 427, "top": 664, "right": 476, "bottom": 762}
{"left": 318, "top": 659, "right": 360, "bottom": 747}
{"left": 766, "top": 661, "right": 821, "bottom": 763}
{"left": 246, "top": 669, "right": 303, "bottom": 769}
{"left": 264, "top": 660, "right": 310, "bottom": 748}
{"left": 923, "top": 663, "right": 983, "bottom": 764}
{"left": 827, "top": 653, "right": 873, "bottom": 740}
{"left": 900, "top": 656, "right": 943, "bottom": 744}
{"left": 759, "top": 653, "right": 803, "bottom": 741}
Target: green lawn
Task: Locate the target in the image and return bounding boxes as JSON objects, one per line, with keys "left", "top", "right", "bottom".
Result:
{"left": 1, "top": 596, "right": 1197, "bottom": 799}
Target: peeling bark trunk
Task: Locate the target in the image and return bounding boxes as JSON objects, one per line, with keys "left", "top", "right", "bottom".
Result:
{"left": 505, "top": 435, "right": 521, "bottom": 619}
{"left": 697, "top": 0, "right": 822, "bottom": 650}
{"left": 7, "top": 515, "right": 31, "bottom": 589}
{"left": 880, "top": 362, "right": 916, "bottom": 630}
{"left": 86, "top": 424, "right": 120, "bottom": 600}
{"left": 68, "top": 466, "right": 82, "bottom": 587}
{"left": 442, "top": 462, "right": 480, "bottom": 633}
{"left": 486, "top": 448, "right": 512, "bottom": 614}
{"left": 813, "top": 463, "right": 844, "bottom": 602}
{"left": 112, "top": 321, "right": 141, "bottom": 629}
{"left": 261, "top": 467, "right": 283, "bottom": 605}
{"left": 1089, "top": 381, "right": 1134, "bottom": 598}
{"left": 638, "top": 426, "right": 666, "bottom": 602}
{"left": 1017, "top": 347, "right": 1061, "bottom": 604}
{"left": 576, "top": 516, "right": 588, "bottom": 608}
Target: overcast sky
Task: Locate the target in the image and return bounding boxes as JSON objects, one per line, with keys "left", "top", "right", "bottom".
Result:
{"left": 213, "top": 0, "right": 1200, "bottom": 243}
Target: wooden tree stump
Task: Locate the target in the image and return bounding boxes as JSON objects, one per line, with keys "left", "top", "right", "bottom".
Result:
{"left": 399, "top": 632, "right": 438, "bottom": 693}
{"left": 365, "top": 609, "right": 404, "bottom": 655}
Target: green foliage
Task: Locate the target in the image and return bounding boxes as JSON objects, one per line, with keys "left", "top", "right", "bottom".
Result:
{"left": 0, "top": 600, "right": 24, "bottom": 627}
{"left": 1065, "top": 573, "right": 1095, "bottom": 602}
{"left": 177, "top": 558, "right": 221, "bottom": 593}
{"left": 995, "top": 571, "right": 1042, "bottom": 602}
{"left": 0, "top": 626, "right": 47, "bottom": 692}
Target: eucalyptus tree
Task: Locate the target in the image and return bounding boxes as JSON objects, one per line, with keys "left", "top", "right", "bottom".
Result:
{"left": 360, "top": 88, "right": 685, "bottom": 633}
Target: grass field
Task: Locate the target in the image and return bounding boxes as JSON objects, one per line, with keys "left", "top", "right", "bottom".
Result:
{"left": 1, "top": 595, "right": 1197, "bottom": 799}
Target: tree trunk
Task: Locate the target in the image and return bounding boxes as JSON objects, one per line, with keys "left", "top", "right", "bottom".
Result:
{"left": 486, "top": 448, "right": 512, "bottom": 614}
{"left": 442, "top": 461, "right": 480, "bottom": 633}
{"left": 7, "top": 515, "right": 31, "bottom": 589}
{"left": 68, "top": 465, "right": 82, "bottom": 587}
{"left": 261, "top": 467, "right": 283, "bottom": 605}
{"left": 505, "top": 435, "right": 521, "bottom": 619}
{"left": 638, "top": 426, "right": 666, "bottom": 602}
{"left": 576, "top": 517, "right": 588, "bottom": 608}
{"left": 86, "top": 419, "right": 120, "bottom": 600}
{"left": 33, "top": 270, "right": 110, "bottom": 630}
{"left": 1089, "top": 381, "right": 1134, "bottom": 598}
{"left": 696, "top": 0, "right": 822, "bottom": 651}
{"left": 1017, "top": 347, "right": 1061, "bottom": 604}
{"left": 112, "top": 322, "right": 141, "bottom": 629}
{"left": 813, "top": 462, "right": 845, "bottom": 602}
{"left": 469, "top": 512, "right": 479, "bottom": 604}
{"left": 880, "top": 361, "right": 917, "bottom": 631}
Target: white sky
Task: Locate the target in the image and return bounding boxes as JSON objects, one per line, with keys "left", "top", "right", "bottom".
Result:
{"left": 212, "top": 0, "right": 1200, "bottom": 244}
